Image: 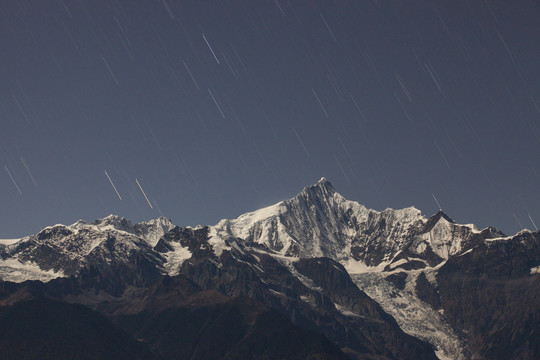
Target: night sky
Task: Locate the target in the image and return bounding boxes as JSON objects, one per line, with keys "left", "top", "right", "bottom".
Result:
{"left": 1, "top": 0, "right": 539, "bottom": 238}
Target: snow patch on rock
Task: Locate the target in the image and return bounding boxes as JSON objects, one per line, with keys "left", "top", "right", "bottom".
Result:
{"left": 0, "top": 238, "right": 22, "bottom": 246}
{"left": 163, "top": 242, "right": 192, "bottom": 276}
{"left": 0, "top": 258, "right": 64, "bottom": 282}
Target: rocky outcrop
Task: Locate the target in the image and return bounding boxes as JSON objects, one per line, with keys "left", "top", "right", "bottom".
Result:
{"left": 415, "top": 272, "right": 440, "bottom": 309}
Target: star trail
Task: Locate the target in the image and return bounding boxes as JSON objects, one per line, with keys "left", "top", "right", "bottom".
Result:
{"left": 0, "top": 0, "right": 538, "bottom": 237}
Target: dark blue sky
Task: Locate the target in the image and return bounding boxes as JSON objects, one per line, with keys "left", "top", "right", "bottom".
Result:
{"left": 1, "top": 0, "right": 539, "bottom": 237}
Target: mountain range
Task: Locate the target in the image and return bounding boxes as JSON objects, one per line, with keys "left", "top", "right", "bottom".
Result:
{"left": 1, "top": 178, "right": 538, "bottom": 359}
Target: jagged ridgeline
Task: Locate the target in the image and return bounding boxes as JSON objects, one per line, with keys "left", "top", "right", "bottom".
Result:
{"left": 1, "top": 178, "right": 539, "bottom": 360}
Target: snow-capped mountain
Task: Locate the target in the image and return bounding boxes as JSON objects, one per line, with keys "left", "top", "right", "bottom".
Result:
{"left": 1, "top": 178, "right": 538, "bottom": 360}
{"left": 212, "top": 177, "right": 421, "bottom": 263}
{"left": 204, "top": 178, "right": 519, "bottom": 360}
{"left": 0, "top": 215, "right": 174, "bottom": 284}
{"left": 0, "top": 178, "right": 505, "bottom": 283}
{"left": 210, "top": 177, "right": 504, "bottom": 272}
